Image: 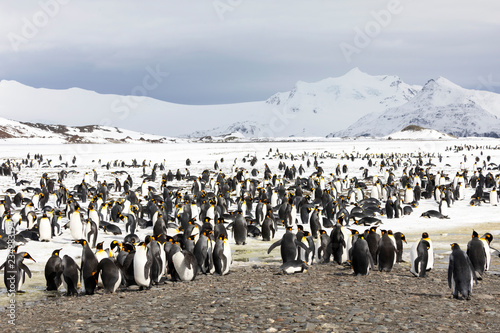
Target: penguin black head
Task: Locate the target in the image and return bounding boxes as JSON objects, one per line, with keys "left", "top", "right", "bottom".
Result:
{"left": 481, "top": 233, "right": 493, "bottom": 244}
{"left": 96, "top": 242, "right": 104, "bottom": 251}
{"left": 472, "top": 230, "right": 479, "bottom": 238}
{"left": 400, "top": 234, "right": 407, "bottom": 243}
{"left": 23, "top": 252, "right": 36, "bottom": 262}
{"left": 450, "top": 243, "right": 460, "bottom": 250}
{"left": 74, "top": 239, "right": 87, "bottom": 246}
{"left": 52, "top": 249, "right": 62, "bottom": 257}
{"left": 422, "top": 232, "right": 429, "bottom": 239}
{"left": 297, "top": 225, "right": 304, "bottom": 231}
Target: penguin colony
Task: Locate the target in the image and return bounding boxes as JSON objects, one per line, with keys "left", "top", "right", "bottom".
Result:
{"left": 0, "top": 144, "right": 498, "bottom": 301}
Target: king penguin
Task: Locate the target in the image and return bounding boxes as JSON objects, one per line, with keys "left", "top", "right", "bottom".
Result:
{"left": 97, "top": 257, "right": 123, "bottom": 293}
{"left": 376, "top": 230, "right": 396, "bottom": 272}
{"left": 351, "top": 235, "right": 375, "bottom": 276}
{"left": 410, "top": 232, "right": 434, "bottom": 276}
{"left": 134, "top": 240, "right": 153, "bottom": 289}
{"left": 213, "top": 234, "right": 232, "bottom": 275}
{"left": 1, "top": 251, "right": 36, "bottom": 292}
{"left": 61, "top": 254, "right": 80, "bottom": 296}
{"left": 448, "top": 243, "right": 476, "bottom": 300}
{"left": 44, "top": 249, "right": 63, "bottom": 290}
{"left": 74, "top": 239, "right": 99, "bottom": 295}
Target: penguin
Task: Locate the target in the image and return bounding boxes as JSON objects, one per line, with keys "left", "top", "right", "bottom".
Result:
{"left": 393, "top": 232, "right": 407, "bottom": 263}
{"left": 44, "top": 249, "right": 63, "bottom": 290}
{"left": 329, "top": 223, "right": 346, "bottom": 265}
{"left": 278, "top": 260, "right": 307, "bottom": 275}
{"left": 467, "top": 230, "right": 486, "bottom": 280}
{"left": 366, "top": 226, "right": 380, "bottom": 266}
{"left": 69, "top": 208, "right": 84, "bottom": 240}
{"left": 213, "top": 234, "right": 232, "bottom": 275}
{"left": 261, "top": 214, "right": 276, "bottom": 242}
{"left": 74, "top": 239, "right": 99, "bottom": 295}
{"left": 97, "top": 257, "right": 123, "bottom": 293}
{"left": 1, "top": 251, "right": 36, "bottom": 292}
{"left": 480, "top": 232, "right": 493, "bottom": 272}
{"left": 133, "top": 241, "right": 153, "bottom": 289}
{"left": 448, "top": 243, "right": 476, "bottom": 300}
{"left": 411, "top": 239, "right": 431, "bottom": 277}
{"left": 232, "top": 211, "right": 248, "bottom": 245}
{"left": 376, "top": 230, "right": 396, "bottom": 272}
{"left": 350, "top": 235, "right": 374, "bottom": 276}
{"left": 410, "top": 232, "right": 434, "bottom": 276}
{"left": 317, "top": 229, "right": 331, "bottom": 263}
{"left": 194, "top": 229, "right": 214, "bottom": 274}
{"left": 38, "top": 213, "right": 52, "bottom": 242}
{"left": 85, "top": 218, "right": 99, "bottom": 249}
{"left": 267, "top": 229, "right": 309, "bottom": 264}
{"left": 489, "top": 187, "right": 498, "bottom": 206}
{"left": 61, "top": 254, "right": 80, "bottom": 296}
{"left": 95, "top": 241, "right": 109, "bottom": 262}
{"left": 171, "top": 250, "right": 199, "bottom": 281}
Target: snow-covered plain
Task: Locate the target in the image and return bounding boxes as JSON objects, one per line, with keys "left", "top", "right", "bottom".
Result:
{"left": 1, "top": 138, "right": 500, "bottom": 305}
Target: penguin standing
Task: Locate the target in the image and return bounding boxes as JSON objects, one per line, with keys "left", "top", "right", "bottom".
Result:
{"left": 232, "top": 211, "right": 248, "bottom": 245}
{"left": 1, "top": 252, "right": 36, "bottom": 292}
{"left": 366, "top": 227, "right": 380, "bottom": 266}
{"left": 410, "top": 239, "right": 431, "bottom": 277}
{"left": 38, "top": 213, "right": 52, "bottom": 242}
{"left": 61, "top": 255, "right": 80, "bottom": 296}
{"left": 489, "top": 187, "right": 498, "bottom": 206}
{"left": 194, "top": 230, "right": 214, "bottom": 274}
{"left": 97, "top": 257, "right": 123, "bottom": 293}
{"left": 480, "top": 232, "right": 493, "bottom": 272}
{"left": 69, "top": 208, "right": 84, "bottom": 240}
{"left": 448, "top": 243, "right": 476, "bottom": 300}
{"left": 351, "top": 235, "right": 374, "bottom": 276}
{"left": 213, "top": 234, "right": 232, "bottom": 275}
{"left": 467, "top": 231, "right": 486, "bottom": 280}
{"left": 393, "top": 232, "right": 406, "bottom": 263}
{"left": 171, "top": 250, "right": 199, "bottom": 281}
{"left": 410, "top": 232, "right": 434, "bottom": 276}
{"left": 44, "top": 249, "right": 63, "bottom": 290}
{"left": 267, "top": 229, "right": 309, "bottom": 264}
{"left": 376, "top": 230, "right": 396, "bottom": 272}
{"left": 134, "top": 241, "right": 153, "bottom": 289}
{"left": 74, "top": 239, "right": 99, "bottom": 295}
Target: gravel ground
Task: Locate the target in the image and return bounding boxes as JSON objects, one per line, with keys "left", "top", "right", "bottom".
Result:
{"left": 4, "top": 262, "right": 500, "bottom": 332}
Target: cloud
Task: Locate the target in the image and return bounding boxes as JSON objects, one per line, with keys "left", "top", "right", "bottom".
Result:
{"left": 0, "top": 0, "right": 498, "bottom": 109}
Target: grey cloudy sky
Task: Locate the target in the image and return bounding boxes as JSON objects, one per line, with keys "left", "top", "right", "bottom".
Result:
{"left": 0, "top": 0, "right": 499, "bottom": 105}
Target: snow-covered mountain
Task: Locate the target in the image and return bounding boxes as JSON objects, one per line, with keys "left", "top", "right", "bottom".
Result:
{"left": 2, "top": 69, "right": 500, "bottom": 139}
{"left": 331, "top": 77, "right": 500, "bottom": 138}
{"left": 0, "top": 68, "right": 420, "bottom": 138}
{"left": 0, "top": 117, "right": 175, "bottom": 144}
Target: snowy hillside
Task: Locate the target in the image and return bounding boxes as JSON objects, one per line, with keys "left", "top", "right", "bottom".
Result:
{"left": 332, "top": 77, "right": 500, "bottom": 138}
{"left": 385, "top": 125, "right": 456, "bottom": 140}
{"left": 0, "top": 69, "right": 420, "bottom": 139}
{"left": 0, "top": 117, "right": 176, "bottom": 144}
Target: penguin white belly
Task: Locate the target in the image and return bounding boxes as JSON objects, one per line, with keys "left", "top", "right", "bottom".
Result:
{"left": 409, "top": 242, "right": 418, "bottom": 276}
{"left": 39, "top": 219, "right": 52, "bottom": 241}
{"left": 133, "top": 247, "right": 151, "bottom": 287}
{"left": 69, "top": 214, "right": 83, "bottom": 240}
{"left": 222, "top": 241, "right": 232, "bottom": 275}
{"left": 481, "top": 240, "right": 491, "bottom": 271}
{"left": 172, "top": 252, "right": 195, "bottom": 281}
{"left": 426, "top": 241, "right": 434, "bottom": 270}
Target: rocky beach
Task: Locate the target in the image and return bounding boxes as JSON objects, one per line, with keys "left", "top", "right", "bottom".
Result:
{"left": 5, "top": 261, "right": 500, "bottom": 333}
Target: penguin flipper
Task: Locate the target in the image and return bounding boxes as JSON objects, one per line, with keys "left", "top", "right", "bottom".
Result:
{"left": 144, "top": 257, "right": 152, "bottom": 281}
{"left": 414, "top": 257, "right": 421, "bottom": 275}
{"left": 447, "top": 257, "right": 454, "bottom": 288}
{"left": 20, "top": 263, "right": 32, "bottom": 278}
{"left": 267, "top": 239, "right": 282, "bottom": 254}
